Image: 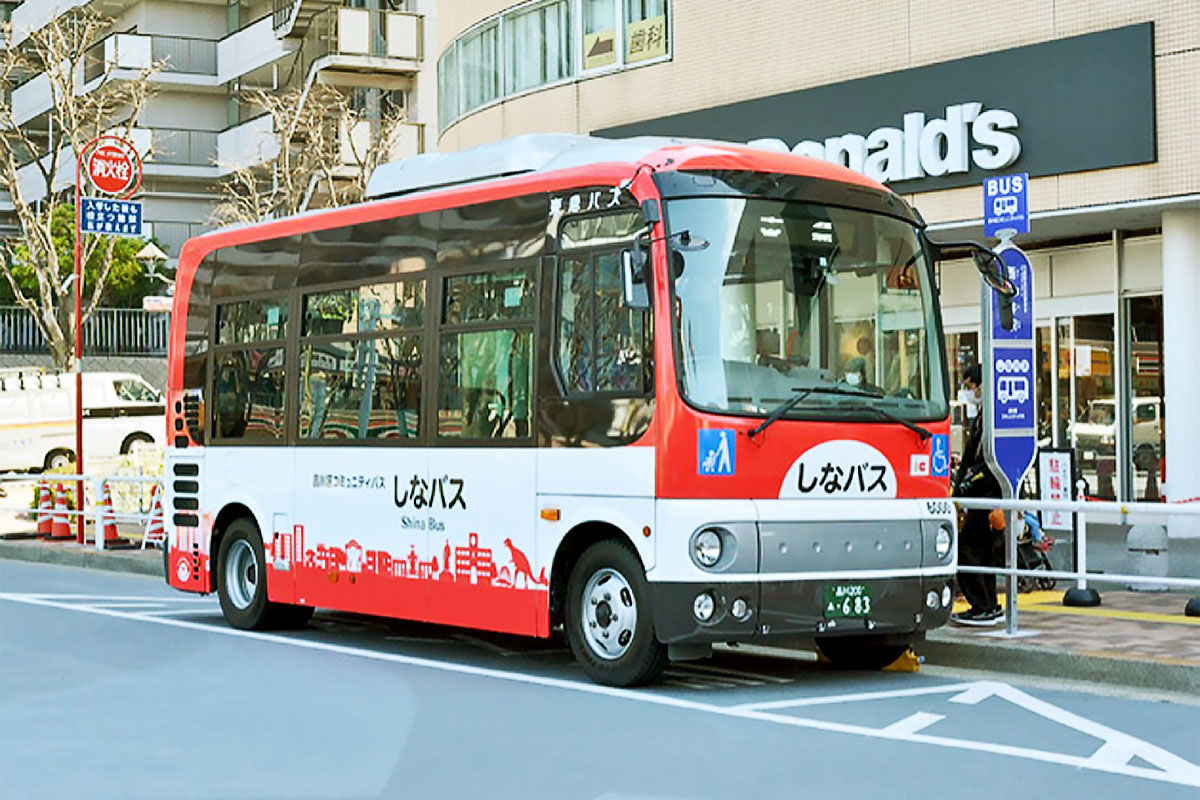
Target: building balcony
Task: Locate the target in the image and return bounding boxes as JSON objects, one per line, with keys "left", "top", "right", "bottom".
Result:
{"left": 291, "top": 7, "right": 422, "bottom": 89}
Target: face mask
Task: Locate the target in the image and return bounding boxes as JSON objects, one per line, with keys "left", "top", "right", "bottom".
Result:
{"left": 846, "top": 373, "right": 862, "bottom": 386}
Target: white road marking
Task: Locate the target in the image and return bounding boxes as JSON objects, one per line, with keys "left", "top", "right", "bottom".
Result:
{"left": 736, "top": 682, "right": 977, "bottom": 711}
{"left": 3, "top": 591, "right": 1198, "bottom": 789}
{"left": 881, "top": 712, "right": 945, "bottom": 736}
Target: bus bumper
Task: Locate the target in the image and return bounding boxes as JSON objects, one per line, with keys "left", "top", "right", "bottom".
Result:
{"left": 648, "top": 574, "right": 955, "bottom": 645}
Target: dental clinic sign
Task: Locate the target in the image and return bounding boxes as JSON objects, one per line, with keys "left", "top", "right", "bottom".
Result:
{"left": 780, "top": 102, "right": 1019, "bottom": 185}
{"left": 597, "top": 24, "right": 1156, "bottom": 194}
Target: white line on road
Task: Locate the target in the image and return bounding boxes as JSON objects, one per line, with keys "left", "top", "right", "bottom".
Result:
{"left": 2, "top": 591, "right": 1197, "bottom": 789}
{"left": 735, "top": 682, "right": 977, "bottom": 711}
{"left": 881, "top": 712, "right": 946, "bottom": 736}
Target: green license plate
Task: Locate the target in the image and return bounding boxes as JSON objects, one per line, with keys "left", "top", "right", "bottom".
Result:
{"left": 824, "top": 584, "right": 873, "bottom": 618}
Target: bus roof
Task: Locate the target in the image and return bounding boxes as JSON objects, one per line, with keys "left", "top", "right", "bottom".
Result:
{"left": 364, "top": 133, "right": 884, "bottom": 200}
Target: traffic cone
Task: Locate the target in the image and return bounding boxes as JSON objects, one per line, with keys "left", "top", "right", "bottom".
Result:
{"left": 46, "top": 483, "right": 72, "bottom": 540}
{"left": 36, "top": 480, "right": 53, "bottom": 536}
{"left": 143, "top": 484, "right": 165, "bottom": 548}
{"left": 98, "top": 480, "right": 132, "bottom": 548}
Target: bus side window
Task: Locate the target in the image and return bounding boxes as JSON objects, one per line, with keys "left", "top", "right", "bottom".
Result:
{"left": 541, "top": 249, "right": 653, "bottom": 447}
{"left": 437, "top": 268, "right": 534, "bottom": 440}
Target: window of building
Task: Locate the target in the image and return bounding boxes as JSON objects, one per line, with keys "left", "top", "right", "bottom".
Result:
{"left": 438, "top": 1, "right": 670, "bottom": 129}
{"left": 505, "top": 1, "right": 573, "bottom": 94}
{"left": 459, "top": 22, "right": 500, "bottom": 115}
{"left": 438, "top": 45, "right": 459, "bottom": 129}
{"left": 1126, "top": 296, "right": 1165, "bottom": 501}
{"left": 623, "top": 0, "right": 667, "bottom": 63}
{"left": 582, "top": 0, "right": 618, "bottom": 69}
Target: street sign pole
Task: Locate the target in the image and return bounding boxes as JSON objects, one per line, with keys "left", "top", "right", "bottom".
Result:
{"left": 982, "top": 173, "right": 1036, "bottom": 634}
{"left": 73, "top": 135, "right": 143, "bottom": 542}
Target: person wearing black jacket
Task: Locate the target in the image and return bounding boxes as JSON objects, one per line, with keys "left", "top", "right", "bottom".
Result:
{"left": 951, "top": 364, "right": 1004, "bottom": 626}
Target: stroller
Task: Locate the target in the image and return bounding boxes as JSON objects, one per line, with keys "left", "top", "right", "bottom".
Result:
{"left": 1017, "top": 510, "right": 1056, "bottom": 593}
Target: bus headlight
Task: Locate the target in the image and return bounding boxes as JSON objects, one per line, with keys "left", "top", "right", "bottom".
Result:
{"left": 692, "top": 528, "right": 724, "bottom": 568}
{"left": 935, "top": 525, "right": 953, "bottom": 559}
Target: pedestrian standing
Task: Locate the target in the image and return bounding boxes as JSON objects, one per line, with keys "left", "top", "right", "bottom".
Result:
{"left": 951, "top": 364, "right": 1004, "bottom": 626}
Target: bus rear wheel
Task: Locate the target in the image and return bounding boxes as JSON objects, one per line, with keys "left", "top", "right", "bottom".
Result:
{"left": 816, "top": 636, "right": 910, "bottom": 671}
{"left": 217, "top": 517, "right": 312, "bottom": 630}
{"left": 565, "top": 539, "right": 667, "bottom": 687}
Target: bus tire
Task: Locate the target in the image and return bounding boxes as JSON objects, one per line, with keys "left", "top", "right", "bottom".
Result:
{"left": 565, "top": 539, "right": 667, "bottom": 687}
{"left": 815, "top": 636, "right": 910, "bottom": 671}
{"left": 216, "top": 517, "right": 311, "bottom": 630}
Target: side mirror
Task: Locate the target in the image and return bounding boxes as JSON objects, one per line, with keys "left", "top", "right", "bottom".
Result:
{"left": 923, "top": 233, "right": 1018, "bottom": 330}
{"left": 620, "top": 249, "right": 650, "bottom": 309}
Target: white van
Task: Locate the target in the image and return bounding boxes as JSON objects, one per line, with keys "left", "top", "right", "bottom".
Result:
{"left": 0, "top": 370, "right": 165, "bottom": 472}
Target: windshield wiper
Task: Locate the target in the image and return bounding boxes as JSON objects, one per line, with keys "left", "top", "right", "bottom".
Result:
{"left": 841, "top": 402, "right": 933, "bottom": 442}
{"left": 748, "top": 385, "right": 880, "bottom": 438}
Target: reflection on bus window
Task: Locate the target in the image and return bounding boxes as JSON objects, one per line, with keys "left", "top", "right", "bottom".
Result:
{"left": 438, "top": 329, "right": 532, "bottom": 438}
{"left": 217, "top": 298, "right": 289, "bottom": 344}
{"left": 302, "top": 280, "right": 425, "bottom": 337}
{"left": 214, "top": 348, "right": 286, "bottom": 441}
{"left": 298, "top": 337, "right": 423, "bottom": 440}
{"left": 558, "top": 253, "right": 649, "bottom": 394}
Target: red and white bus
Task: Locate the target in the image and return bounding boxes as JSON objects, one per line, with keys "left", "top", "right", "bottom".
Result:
{"left": 164, "top": 135, "right": 1005, "bottom": 686}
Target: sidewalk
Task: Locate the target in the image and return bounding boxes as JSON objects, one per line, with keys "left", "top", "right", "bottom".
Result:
{"left": 921, "top": 589, "right": 1200, "bottom": 694}
{"left": 1, "top": 533, "right": 1197, "bottom": 694}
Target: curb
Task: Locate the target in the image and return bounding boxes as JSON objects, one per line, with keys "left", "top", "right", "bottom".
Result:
{"left": 919, "top": 631, "right": 1200, "bottom": 695}
{"left": 0, "top": 540, "right": 163, "bottom": 578}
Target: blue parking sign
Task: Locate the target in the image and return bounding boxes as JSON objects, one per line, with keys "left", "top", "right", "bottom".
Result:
{"left": 983, "top": 173, "right": 1029, "bottom": 239}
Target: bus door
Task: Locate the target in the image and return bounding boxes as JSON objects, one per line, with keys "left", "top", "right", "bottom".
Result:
{"left": 291, "top": 332, "right": 431, "bottom": 620}
{"left": 428, "top": 265, "right": 541, "bottom": 636}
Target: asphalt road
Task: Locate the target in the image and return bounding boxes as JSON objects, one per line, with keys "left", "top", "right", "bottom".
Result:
{"left": 2, "top": 560, "right": 1198, "bottom": 800}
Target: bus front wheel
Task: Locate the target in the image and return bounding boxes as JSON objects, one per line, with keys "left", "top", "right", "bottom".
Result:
{"left": 816, "top": 636, "right": 910, "bottom": 670}
{"left": 565, "top": 539, "right": 667, "bottom": 687}
{"left": 216, "top": 517, "right": 313, "bottom": 630}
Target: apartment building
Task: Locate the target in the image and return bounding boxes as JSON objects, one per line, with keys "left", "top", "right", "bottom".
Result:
{"left": 4, "top": 0, "right": 436, "bottom": 258}
{"left": 435, "top": 0, "right": 1200, "bottom": 512}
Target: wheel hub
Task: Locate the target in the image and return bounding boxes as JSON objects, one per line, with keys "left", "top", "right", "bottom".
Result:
{"left": 580, "top": 568, "right": 638, "bottom": 661}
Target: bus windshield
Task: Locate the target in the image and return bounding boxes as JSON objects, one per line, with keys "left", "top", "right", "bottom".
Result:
{"left": 667, "top": 196, "right": 948, "bottom": 422}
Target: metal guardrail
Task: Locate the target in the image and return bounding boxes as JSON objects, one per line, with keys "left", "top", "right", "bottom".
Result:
{"left": 955, "top": 486, "right": 1200, "bottom": 635}
{"left": 0, "top": 472, "right": 163, "bottom": 551}
{"left": 0, "top": 306, "right": 170, "bottom": 356}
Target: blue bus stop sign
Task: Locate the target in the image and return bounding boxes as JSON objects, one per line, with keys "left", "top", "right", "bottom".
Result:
{"left": 983, "top": 173, "right": 1029, "bottom": 239}
{"left": 983, "top": 245, "right": 1037, "bottom": 496}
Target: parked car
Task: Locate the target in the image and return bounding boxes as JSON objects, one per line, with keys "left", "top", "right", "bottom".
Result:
{"left": 1070, "top": 397, "right": 1162, "bottom": 469}
{"left": 0, "top": 370, "right": 164, "bottom": 472}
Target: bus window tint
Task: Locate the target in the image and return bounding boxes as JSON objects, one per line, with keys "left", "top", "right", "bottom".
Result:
{"left": 438, "top": 329, "right": 532, "bottom": 439}
{"left": 302, "top": 280, "right": 425, "bottom": 336}
{"left": 299, "top": 336, "right": 423, "bottom": 440}
{"left": 443, "top": 268, "right": 533, "bottom": 324}
{"left": 216, "top": 298, "right": 289, "bottom": 344}
{"left": 213, "top": 348, "right": 286, "bottom": 441}
{"left": 558, "top": 253, "right": 648, "bottom": 393}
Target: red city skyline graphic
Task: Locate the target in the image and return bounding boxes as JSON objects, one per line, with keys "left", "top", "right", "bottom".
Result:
{"left": 262, "top": 526, "right": 551, "bottom": 637}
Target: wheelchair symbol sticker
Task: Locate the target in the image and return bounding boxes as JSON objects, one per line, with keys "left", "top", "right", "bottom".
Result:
{"left": 930, "top": 434, "right": 950, "bottom": 477}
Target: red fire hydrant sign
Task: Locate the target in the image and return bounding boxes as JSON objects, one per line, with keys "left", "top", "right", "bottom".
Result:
{"left": 85, "top": 138, "right": 141, "bottom": 196}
